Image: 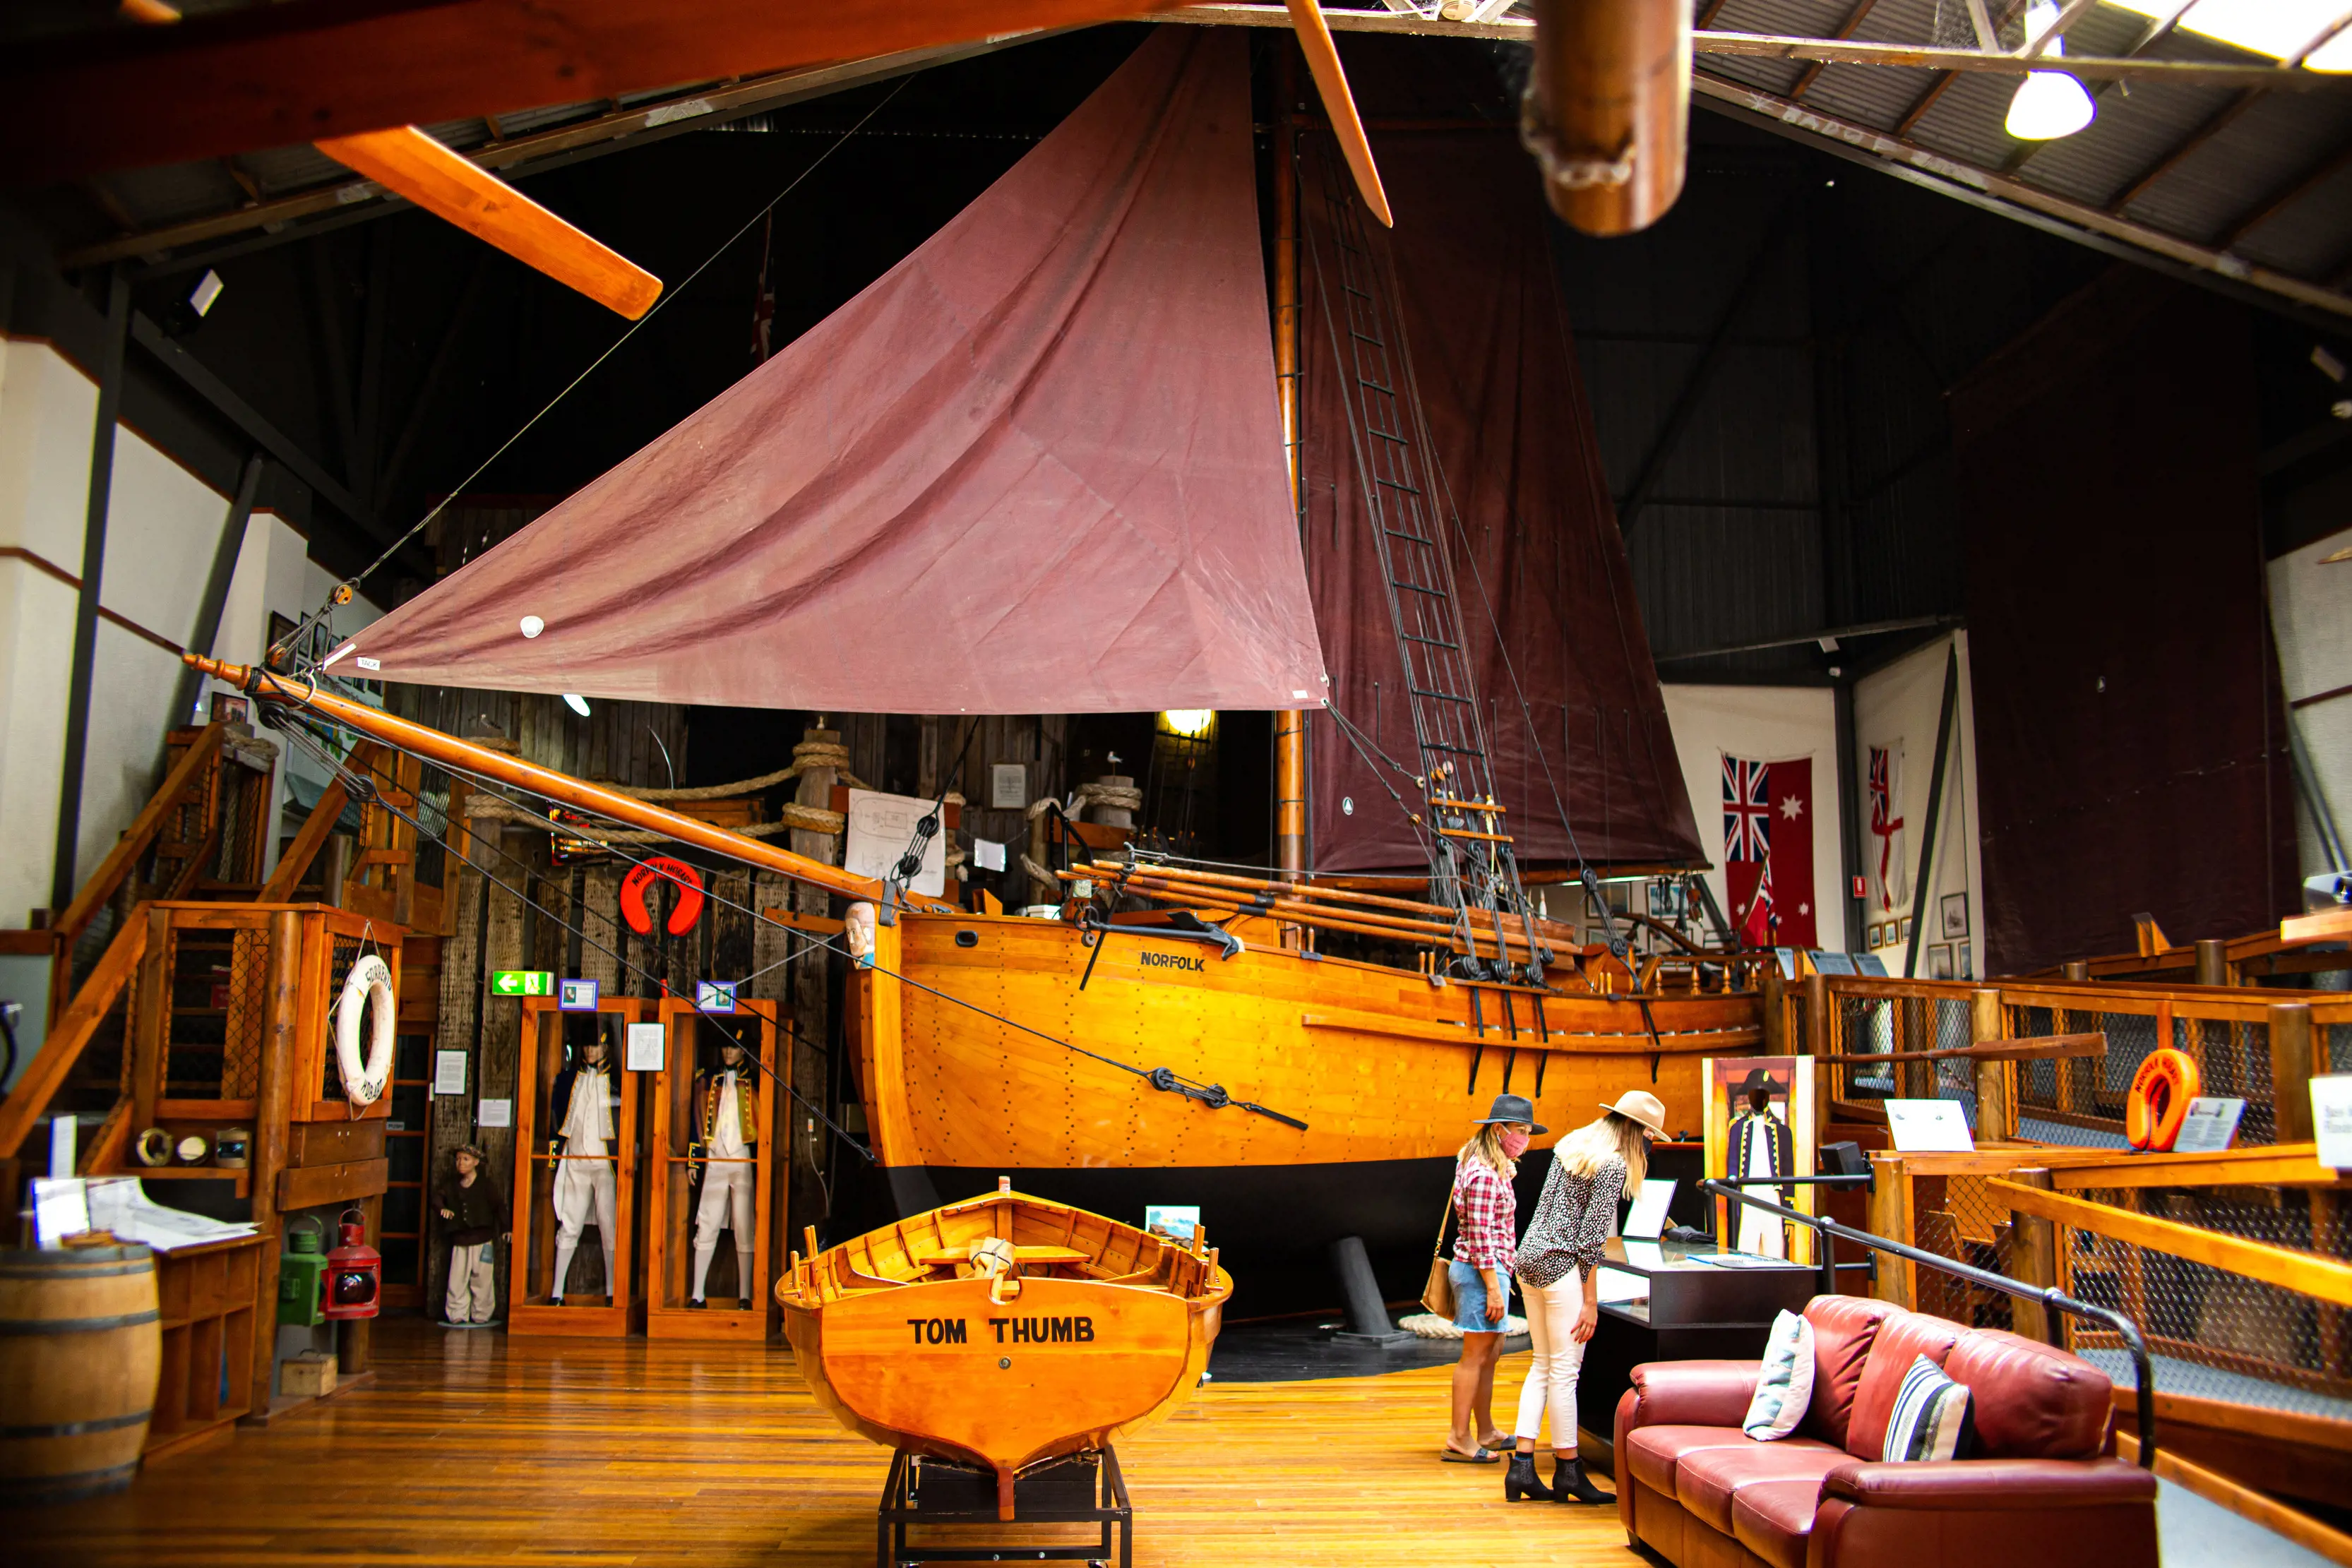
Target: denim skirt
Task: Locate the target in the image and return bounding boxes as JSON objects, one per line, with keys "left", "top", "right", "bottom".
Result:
{"left": 1448, "top": 1259, "right": 1508, "bottom": 1334}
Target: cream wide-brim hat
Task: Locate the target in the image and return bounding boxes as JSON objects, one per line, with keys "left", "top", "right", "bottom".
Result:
{"left": 1599, "top": 1089, "right": 1669, "bottom": 1138}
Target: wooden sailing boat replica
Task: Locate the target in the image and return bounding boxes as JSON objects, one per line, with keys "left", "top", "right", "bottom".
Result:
{"left": 778, "top": 1179, "right": 1229, "bottom": 1516}
{"left": 207, "top": 29, "right": 1762, "bottom": 1305}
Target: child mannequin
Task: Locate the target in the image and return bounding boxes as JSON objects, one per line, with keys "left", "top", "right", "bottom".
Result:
{"left": 438, "top": 1144, "right": 509, "bottom": 1327}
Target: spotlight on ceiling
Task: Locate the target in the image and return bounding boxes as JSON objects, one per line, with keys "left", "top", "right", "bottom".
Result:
{"left": 2007, "top": 2, "right": 2096, "bottom": 141}
{"left": 1161, "top": 710, "right": 1214, "bottom": 738}
{"left": 189, "top": 269, "right": 224, "bottom": 318}
{"left": 563, "top": 693, "right": 591, "bottom": 717}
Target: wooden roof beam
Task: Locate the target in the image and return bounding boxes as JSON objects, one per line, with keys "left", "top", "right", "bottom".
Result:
{"left": 1788, "top": 0, "right": 1881, "bottom": 104}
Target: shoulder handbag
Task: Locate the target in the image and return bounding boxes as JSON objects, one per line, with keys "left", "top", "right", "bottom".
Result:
{"left": 1419, "top": 1174, "right": 1459, "bottom": 1317}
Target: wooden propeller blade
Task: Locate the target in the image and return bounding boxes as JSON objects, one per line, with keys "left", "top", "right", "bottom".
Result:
{"left": 314, "top": 126, "right": 662, "bottom": 320}
{"left": 1284, "top": 0, "right": 1392, "bottom": 227}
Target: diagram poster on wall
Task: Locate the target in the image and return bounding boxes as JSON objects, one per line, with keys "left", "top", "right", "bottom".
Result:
{"left": 1702, "top": 1055, "right": 1818, "bottom": 1266}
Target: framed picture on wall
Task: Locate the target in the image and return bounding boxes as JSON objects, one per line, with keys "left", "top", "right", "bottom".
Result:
{"left": 1940, "top": 892, "right": 1969, "bottom": 940}
{"left": 1867, "top": 921, "right": 1886, "bottom": 948}
{"left": 1928, "top": 943, "right": 1954, "bottom": 980}
{"left": 1899, "top": 916, "right": 1914, "bottom": 945}
{"left": 1957, "top": 942, "right": 1973, "bottom": 980}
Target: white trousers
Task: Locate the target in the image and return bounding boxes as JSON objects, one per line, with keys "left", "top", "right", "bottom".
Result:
{"left": 551, "top": 1157, "right": 617, "bottom": 1298}
{"left": 445, "top": 1241, "right": 498, "bottom": 1324}
{"left": 1512, "top": 1275, "right": 1591, "bottom": 1452}
{"left": 691, "top": 1161, "right": 756, "bottom": 1301}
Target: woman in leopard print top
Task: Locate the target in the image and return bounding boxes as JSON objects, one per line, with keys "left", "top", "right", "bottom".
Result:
{"left": 1501, "top": 1090, "right": 1666, "bottom": 1504}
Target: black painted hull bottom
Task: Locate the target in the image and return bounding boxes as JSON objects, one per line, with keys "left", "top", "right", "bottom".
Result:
{"left": 849, "top": 1156, "right": 1531, "bottom": 1321}
{"left": 832, "top": 1147, "right": 1715, "bottom": 1321}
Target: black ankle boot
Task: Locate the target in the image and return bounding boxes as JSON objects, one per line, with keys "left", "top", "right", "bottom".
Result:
{"left": 1551, "top": 1457, "right": 1608, "bottom": 1504}
{"left": 1503, "top": 1451, "right": 1553, "bottom": 1502}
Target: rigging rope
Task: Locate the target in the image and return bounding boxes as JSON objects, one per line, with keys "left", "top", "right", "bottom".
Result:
{"left": 254, "top": 675, "right": 1308, "bottom": 1132}
{"left": 270, "top": 75, "right": 920, "bottom": 669}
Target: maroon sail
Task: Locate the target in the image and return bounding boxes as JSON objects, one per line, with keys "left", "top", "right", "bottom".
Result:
{"left": 1298, "top": 131, "right": 1703, "bottom": 873}
{"left": 331, "top": 30, "right": 1325, "bottom": 716}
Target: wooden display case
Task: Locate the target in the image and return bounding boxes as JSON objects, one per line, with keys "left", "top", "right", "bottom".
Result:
{"left": 509, "top": 997, "right": 647, "bottom": 1336}
{"left": 645, "top": 998, "right": 787, "bottom": 1340}
{"left": 147, "top": 1235, "right": 266, "bottom": 1460}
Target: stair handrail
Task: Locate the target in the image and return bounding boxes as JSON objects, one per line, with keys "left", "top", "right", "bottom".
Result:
{"left": 44, "top": 724, "right": 227, "bottom": 1022}
{"left": 0, "top": 906, "right": 150, "bottom": 1160}
{"left": 258, "top": 737, "right": 387, "bottom": 903}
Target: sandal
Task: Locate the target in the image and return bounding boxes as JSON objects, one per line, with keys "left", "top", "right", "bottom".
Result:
{"left": 1441, "top": 1446, "right": 1499, "bottom": 1464}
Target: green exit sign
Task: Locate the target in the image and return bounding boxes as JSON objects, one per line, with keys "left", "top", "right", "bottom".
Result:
{"left": 491, "top": 970, "right": 555, "bottom": 997}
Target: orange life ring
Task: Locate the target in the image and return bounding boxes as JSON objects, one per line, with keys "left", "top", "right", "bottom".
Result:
{"left": 621, "top": 857, "right": 705, "bottom": 937}
{"left": 2126, "top": 1048, "right": 2199, "bottom": 1151}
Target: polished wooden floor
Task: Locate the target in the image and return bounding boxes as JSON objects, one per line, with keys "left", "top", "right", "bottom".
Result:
{"left": 8, "top": 1318, "right": 1647, "bottom": 1566}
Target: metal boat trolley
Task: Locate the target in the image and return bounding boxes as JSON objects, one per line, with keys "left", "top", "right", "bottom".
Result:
{"left": 877, "top": 1447, "right": 1131, "bottom": 1568}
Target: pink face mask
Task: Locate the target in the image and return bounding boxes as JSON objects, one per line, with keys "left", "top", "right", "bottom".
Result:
{"left": 1499, "top": 1128, "right": 1532, "bottom": 1159}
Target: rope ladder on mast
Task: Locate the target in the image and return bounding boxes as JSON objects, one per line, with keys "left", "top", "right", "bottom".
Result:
{"left": 1300, "top": 136, "right": 1546, "bottom": 982}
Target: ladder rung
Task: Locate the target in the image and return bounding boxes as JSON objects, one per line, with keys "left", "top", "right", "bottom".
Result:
{"left": 1431, "top": 797, "right": 1506, "bottom": 813}
{"left": 1437, "top": 826, "right": 1515, "bottom": 843}
{"left": 1383, "top": 528, "right": 1436, "bottom": 546}
{"left": 1401, "top": 633, "right": 1462, "bottom": 650}
{"left": 1394, "top": 582, "right": 1447, "bottom": 597}
{"left": 1409, "top": 687, "right": 1474, "bottom": 705}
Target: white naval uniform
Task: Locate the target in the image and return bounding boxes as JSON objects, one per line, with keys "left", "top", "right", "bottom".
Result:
{"left": 691, "top": 1071, "right": 756, "bottom": 1303}
{"left": 551, "top": 1066, "right": 617, "bottom": 1299}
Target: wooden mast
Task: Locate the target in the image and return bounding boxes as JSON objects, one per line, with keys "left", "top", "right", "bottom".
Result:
{"left": 182, "top": 654, "right": 885, "bottom": 903}
{"left": 1272, "top": 43, "right": 1310, "bottom": 890}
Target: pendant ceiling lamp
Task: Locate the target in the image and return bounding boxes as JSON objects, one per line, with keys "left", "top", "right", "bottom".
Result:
{"left": 2005, "top": 1, "right": 2096, "bottom": 141}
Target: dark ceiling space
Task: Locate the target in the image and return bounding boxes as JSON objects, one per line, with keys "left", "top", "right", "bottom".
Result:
{"left": 2, "top": 23, "right": 2345, "bottom": 677}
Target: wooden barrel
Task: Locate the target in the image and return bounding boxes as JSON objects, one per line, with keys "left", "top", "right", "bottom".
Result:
{"left": 0, "top": 1245, "right": 162, "bottom": 1504}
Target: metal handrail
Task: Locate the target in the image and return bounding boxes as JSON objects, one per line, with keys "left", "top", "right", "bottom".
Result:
{"left": 1697, "top": 1177, "right": 2156, "bottom": 1468}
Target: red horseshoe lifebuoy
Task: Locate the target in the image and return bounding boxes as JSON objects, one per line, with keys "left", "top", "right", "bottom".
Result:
{"left": 621, "top": 857, "right": 705, "bottom": 936}
{"left": 2126, "top": 1048, "right": 2199, "bottom": 1152}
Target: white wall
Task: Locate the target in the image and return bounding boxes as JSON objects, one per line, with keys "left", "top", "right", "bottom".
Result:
{"left": 1661, "top": 684, "right": 1844, "bottom": 948}
{"left": 0, "top": 337, "right": 378, "bottom": 928}
{"left": 2270, "top": 526, "right": 2352, "bottom": 882}
{"left": 1851, "top": 631, "right": 1985, "bottom": 978}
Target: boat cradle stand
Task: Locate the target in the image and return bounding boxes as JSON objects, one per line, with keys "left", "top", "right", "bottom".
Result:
{"left": 878, "top": 1447, "right": 1131, "bottom": 1568}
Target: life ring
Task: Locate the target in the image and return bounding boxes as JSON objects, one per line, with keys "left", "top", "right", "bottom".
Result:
{"left": 335, "top": 954, "right": 398, "bottom": 1106}
{"left": 2127, "top": 1048, "right": 2200, "bottom": 1152}
{"left": 621, "top": 856, "right": 705, "bottom": 936}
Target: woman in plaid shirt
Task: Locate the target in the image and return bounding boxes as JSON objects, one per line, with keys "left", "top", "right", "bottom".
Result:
{"left": 1444, "top": 1093, "right": 1541, "bottom": 1463}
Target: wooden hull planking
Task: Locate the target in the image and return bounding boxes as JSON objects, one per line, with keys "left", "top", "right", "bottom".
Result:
{"left": 852, "top": 909, "right": 1757, "bottom": 1248}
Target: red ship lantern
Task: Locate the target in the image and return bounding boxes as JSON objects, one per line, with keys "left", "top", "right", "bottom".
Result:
{"left": 323, "top": 1205, "right": 382, "bottom": 1320}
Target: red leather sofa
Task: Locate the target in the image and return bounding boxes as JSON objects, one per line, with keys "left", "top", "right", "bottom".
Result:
{"left": 1612, "top": 1295, "right": 2157, "bottom": 1568}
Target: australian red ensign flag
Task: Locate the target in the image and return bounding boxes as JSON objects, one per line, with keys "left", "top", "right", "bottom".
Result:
{"left": 1721, "top": 754, "right": 1817, "bottom": 947}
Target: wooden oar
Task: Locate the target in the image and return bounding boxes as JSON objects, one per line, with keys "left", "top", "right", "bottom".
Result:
{"left": 314, "top": 126, "right": 662, "bottom": 320}
{"left": 1817, "top": 1031, "right": 2106, "bottom": 1065}
{"left": 1284, "top": 0, "right": 1392, "bottom": 227}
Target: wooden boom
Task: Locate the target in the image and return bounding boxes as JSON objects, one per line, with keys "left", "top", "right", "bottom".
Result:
{"left": 184, "top": 655, "right": 883, "bottom": 903}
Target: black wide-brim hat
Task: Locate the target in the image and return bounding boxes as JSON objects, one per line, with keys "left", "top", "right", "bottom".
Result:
{"left": 1474, "top": 1093, "right": 1547, "bottom": 1137}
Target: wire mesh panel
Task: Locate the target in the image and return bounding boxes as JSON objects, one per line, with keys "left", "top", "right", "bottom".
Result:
{"left": 1829, "top": 985, "right": 1977, "bottom": 1127}
{"left": 1909, "top": 1170, "right": 2018, "bottom": 1331}
{"left": 161, "top": 923, "right": 268, "bottom": 1102}
{"left": 2010, "top": 994, "right": 2284, "bottom": 1149}
{"left": 2062, "top": 1188, "right": 2352, "bottom": 1423}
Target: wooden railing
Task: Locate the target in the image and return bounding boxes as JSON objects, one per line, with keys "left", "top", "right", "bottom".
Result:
{"left": 1788, "top": 971, "right": 2352, "bottom": 1148}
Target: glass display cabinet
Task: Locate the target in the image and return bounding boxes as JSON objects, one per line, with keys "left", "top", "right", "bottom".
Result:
{"left": 509, "top": 996, "right": 648, "bottom": 1336}
{"left": 645, "top": 997, "right": 789, "bottom": 1340}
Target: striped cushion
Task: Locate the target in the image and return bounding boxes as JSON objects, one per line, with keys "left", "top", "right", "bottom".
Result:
{"left": 1882, "top": 1353, "right": 1976, "bottom": 1462}
{"left": 1742, "top": 1309, "right": 1817, "bottom": 1441}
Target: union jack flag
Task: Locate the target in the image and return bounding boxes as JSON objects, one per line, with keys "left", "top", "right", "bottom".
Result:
{"left": 1723, "top": 756, "right": 1772, "bottom": 864}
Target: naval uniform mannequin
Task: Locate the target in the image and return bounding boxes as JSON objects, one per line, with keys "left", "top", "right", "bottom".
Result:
{"left": 690, "top": 1043, "right": 757, "bottom": 1307}
{"left": 1726, "top": 1069, "right": 1793, "bottom": 1259}
{"left": 548, "top": 1037, "right": 621, "bottom": 1302}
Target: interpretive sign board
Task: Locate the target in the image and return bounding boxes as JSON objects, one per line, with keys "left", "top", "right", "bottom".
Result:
{"left": 1885, "top": 1099, "right": 1974, "bottom": 1153}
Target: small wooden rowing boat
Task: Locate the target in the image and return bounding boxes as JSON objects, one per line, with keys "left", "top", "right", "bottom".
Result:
{"left": 776, "top": 1181, "right": 1231, "bottom": 1518}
